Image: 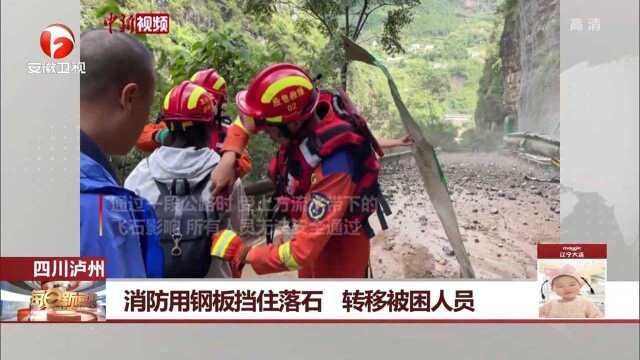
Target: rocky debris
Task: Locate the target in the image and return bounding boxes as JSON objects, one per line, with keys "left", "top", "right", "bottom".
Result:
{"left": 443, "top": 246, "right": 455, "bottom": 257}
{"left": 369, "top": 151, "right": 560, "bottom": 280}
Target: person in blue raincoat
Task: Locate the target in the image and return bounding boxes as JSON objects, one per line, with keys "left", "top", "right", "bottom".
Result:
{"left": 79, "top": 29, "right": 163, "bottom": 278}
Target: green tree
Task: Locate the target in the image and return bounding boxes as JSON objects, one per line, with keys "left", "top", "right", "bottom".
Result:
{"left": 422, "top": 68, "right": 451, "bottom": 101}
{"left": 244, "top": 0, "right": 420, "bottom": 90}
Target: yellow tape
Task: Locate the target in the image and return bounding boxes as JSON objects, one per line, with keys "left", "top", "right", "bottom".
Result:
{"left": 278, "top": 242, "right": 299, "bottom": 270}
{"left": 233, "top": 116, "right": 248, "bottom": 134}
{"left": 260, "top": 76, "right": 312, "bottom": 104}
{"left": 211, "top": 230, "right": 237, "bottom": 257}
{"left": 213, "top": 77, "right": 226, "bottom": 90}
{"left": 265, "top": 116, "right": 283, "bottom": 124}
{"left": 187, "top": 86, "right": 206, "bottom": 110}
{"left": 163, "top": 90, "right": 172, "bottom": 111}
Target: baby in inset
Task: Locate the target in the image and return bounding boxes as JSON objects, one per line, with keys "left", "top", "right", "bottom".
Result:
{"left": 539, "top": 264, "right": 603, "bottom": 318}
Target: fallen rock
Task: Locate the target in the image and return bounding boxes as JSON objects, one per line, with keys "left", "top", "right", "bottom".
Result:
{"left": 443, "top": 246, "right": 455, "bottom": 257}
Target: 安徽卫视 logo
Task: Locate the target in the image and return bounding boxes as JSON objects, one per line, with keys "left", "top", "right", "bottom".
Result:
{"left": 39, "top": 23, "right": 75, "bottom": 59}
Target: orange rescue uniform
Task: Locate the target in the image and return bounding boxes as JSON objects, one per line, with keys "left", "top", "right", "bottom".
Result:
{"left": 224, "top": 118, "right": 371, "bottom": 278}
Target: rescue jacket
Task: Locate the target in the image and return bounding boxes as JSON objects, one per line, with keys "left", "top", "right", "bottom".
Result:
{"left": 267, "top": 90, "right": 386, "bottom": 236}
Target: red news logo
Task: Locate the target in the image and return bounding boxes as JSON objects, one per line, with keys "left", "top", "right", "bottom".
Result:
{"left": 39, "top": 23, "right": 75, "bottom": 59}
{"left": 103, "top": 12, "right": 170, "bottom": 34}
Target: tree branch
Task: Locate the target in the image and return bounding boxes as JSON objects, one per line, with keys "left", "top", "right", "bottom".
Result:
{"left": 353, "top": 0, "right": 369, "bottom": 39}
{"left": 345, "top": 5, "right": 349, "bottom": 37}
{"left": 354, "top": 1, "right": 394, "bottom": 40}
{"left": 303, "top": 1, "right": 335, "bottom": 38}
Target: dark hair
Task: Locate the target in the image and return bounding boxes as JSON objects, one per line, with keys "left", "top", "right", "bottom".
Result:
{"left": 80, "top": 29, "right": 154, "bottom": 102}
{"left": 163, "top": 122, "right": 213, "bottom": 149}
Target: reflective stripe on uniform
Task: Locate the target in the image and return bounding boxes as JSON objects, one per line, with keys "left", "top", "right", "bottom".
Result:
{"left": 265, "top": 116, "right": 283, "bottom": 124}
{"left": 278, "top": 242, "right": 299, "bottom": 270}
{"left": 260, "top": 76, "right": 313, "bottom": 104}
{"left": 187, "top": 86, "right": 206, "bottom": 110}
{"left": 211, "top": 229, "right": 237, "bottom": 257}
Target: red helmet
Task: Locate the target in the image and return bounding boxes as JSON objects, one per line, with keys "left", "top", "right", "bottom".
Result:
{"left": 161, "top": 81, "right": 216, "bottom": 123}
{"left": 235, "top": 63, "right": 318, "bottom": 125}
{"left": 190, "top": 69, "right": 227, "bottom": 101}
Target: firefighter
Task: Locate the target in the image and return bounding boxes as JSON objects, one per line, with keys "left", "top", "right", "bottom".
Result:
{"left": 136, "top": 69, "right": 252, "bottom": 178}
{"left": 209, "top": 63, "right": 388, "bottom": 278}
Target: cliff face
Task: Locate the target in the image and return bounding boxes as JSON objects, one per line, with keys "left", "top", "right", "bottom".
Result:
{"left": 516, "top": 0, "right": 560, "bottom": 138}
{"left": 499, "top": 1, "right": 521, "bottom": 126}
{"left": 476, "top": 0, "right": 560, "bottom": 138}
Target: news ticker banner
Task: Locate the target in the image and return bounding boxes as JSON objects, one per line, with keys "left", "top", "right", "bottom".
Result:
{"left": 0, "top": 256, "right": 638, "bottom": 322}
{"left": 105, "top": 280, "right": 638, "bottom": 321}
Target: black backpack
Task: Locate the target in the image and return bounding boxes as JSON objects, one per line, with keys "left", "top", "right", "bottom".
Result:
{"left": 153, "top": 174, "right": 219, "bottom": 278}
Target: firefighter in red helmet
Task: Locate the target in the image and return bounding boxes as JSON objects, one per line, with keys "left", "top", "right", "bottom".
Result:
{"left": 136, "top": 69, "right": 251, "bottom": 178}
{"left": 210, "top": 63, "right": 389, "bottom": 278}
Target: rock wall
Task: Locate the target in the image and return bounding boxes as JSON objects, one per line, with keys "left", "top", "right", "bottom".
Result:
{"left": 476, "top": 0, "right": 560, "bottom": 139}
{"left": 499, "top": 1, "right": 521, "bottom": 126}
{"left": 516, "top": 0, "right": 560, "bottom": 138}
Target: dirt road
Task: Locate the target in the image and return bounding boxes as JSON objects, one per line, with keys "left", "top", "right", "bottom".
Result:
{"left": 243, "top": 151, "right": 560, "bottom": 280}
{"left": 372, "top": 151, "right": 560, "bottom": 279}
